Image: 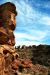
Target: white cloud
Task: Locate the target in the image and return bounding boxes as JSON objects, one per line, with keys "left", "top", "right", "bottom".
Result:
{"left": 15, "top": 40, "right": 40, "bottom": 46}
{"left": 14, "top": 32, "right": 41, "bottom": 46}
{"left": 14, "top": 29, "right": 47, "bottom": 46}
{"left": 39, "top": 16, "right": 50, "bottom": 26}
{"left": 14, "top": 0, "right": 49, "bottom": 46}
{"left": 14, "top": 30, "right": 46, "bottom": 41}
{"left": 3, "top": 0, "right": 14, "bottom": 2}
{"left": 15, "top": 1, "right": 41, "bottom": 22}
{"left": 15, "top": 0, "right": 50, "bottom": 27}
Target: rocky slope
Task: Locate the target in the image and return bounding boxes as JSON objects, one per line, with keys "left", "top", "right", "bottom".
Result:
{"left": 15, "top": 44, "right": 50, "bottom": 75}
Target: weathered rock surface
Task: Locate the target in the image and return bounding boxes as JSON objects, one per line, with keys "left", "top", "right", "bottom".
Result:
{"left": 0, "top": 27, "right": 15, "bottom": 46}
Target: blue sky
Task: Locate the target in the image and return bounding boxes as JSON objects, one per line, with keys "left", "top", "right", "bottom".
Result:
{"left": 0, "top": 0, "right": 50, "bottom": 46}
